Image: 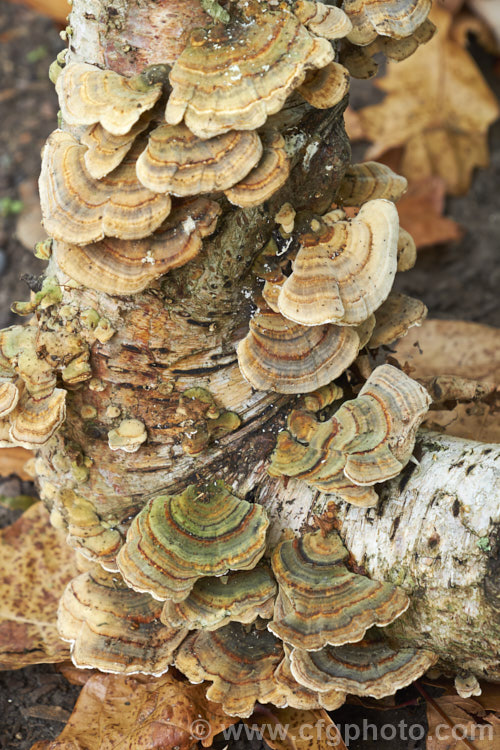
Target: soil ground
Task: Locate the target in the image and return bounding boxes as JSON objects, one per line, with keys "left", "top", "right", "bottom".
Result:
{"left": 0, "top": 2, "right": 498, "bottom": 748}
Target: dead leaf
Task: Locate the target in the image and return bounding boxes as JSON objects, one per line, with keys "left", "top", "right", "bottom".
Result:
{"left": 468, "top": 0, "right": 500, "bottom": 48}
{"left": 9, "top": 0, "right": 71, "bottom": 25}
{"left": 247, "top": 706, "right": 347, "bottom": 750}
{"left": 0, "top": 502, "right": 77, "bottom": 669}
{"left": 31, "top": 671, "right": 237, "bottom": 750}
{"left": 359, "top": 4, "right": 499, "bottom": 195}
{"left": 426, "top": 694, "right": 500, "bottom": 749}
{"left": 395, "top": 176, "right": 463, "bottom": 248}
{"left": 57, "top": 661, "right": 97, "bottom": 687}
{"left": 393, "top": 320, "right": 500, "bottom": 441}
{"left": 344, "top": 106, "right": 366, "bottom": 142}
{"left": 0, "top": 446, "right": 33, "bottom": 480}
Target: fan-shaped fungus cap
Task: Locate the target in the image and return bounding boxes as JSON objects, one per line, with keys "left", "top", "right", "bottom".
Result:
{"left": 225, "top": 132, "right": 290, "bottom": 208}
{"left": 8, "top": 389, "right": 66, "bottom": 449}
{"left": 278, "top": 199, "right": 399, "bottom": 326}
{"left": 303, "top": 382, "right": 343, "bottom": 412}
{"left": 58, "top": 566, "right": 187, "bottom": 675}
{"left": 108, "top": 418, "right": 147, "bottom": 453}
{"left": 344, "top": 0, "right": 432, "bottom": 46}
{"left": 370, "top": 16, "right": 436, "bottom": 61}
{"left": 290, "top": 633, "right": 437, "bottom": 698}
{"left": 0, "top": 382, "right": 19, "bottom": 418}
{"left": 337, "top": 162, "right": 408, "bottom": 205}
{"left": 56, "top": 62, "right": 164, "bottom": 135}
{"left": 117, "top": 482, "right": 269, "bottom": 602}
{"left": 274, "top": 646, "right": 346, "bottom": 710}
{"left": 275, "top": 203, "right": 296, "bottom": 235}
{"left": 175, "top": 622, "right": 285, "bottom": 717}
{"left": 397, "top": 228, "right": 417, "bottom": 271}
{"left": 136, "top": 124, "right": 262, "bottom": 195}
{"left": 269, "top": 530, "right": 409, "bottom": 650}
{"left": 54, "top": 198, "right": 221, "bottom": 296}
{"left": 368, "top": 293, "right": 427, "bottom": 348}
{"left": 39, "top": 131, "right": 171, "bottom": 245}
{"left": 236, "top": 311, "right": 360, "bottom": 394}
{"left": 81, "top": 113, "right": 152, "bottom": 180}
{"left": 0, "top": 326, "right": 56, "bottom": 399}
{"left": 161, "top": 563, "right": 277, "bottom": 631}
{"left": 166, "top": 3, "right": 334, "bottom": 139}
{"left": 340, "top": 41, "right": 379, "bottom": 79}
{"left": 298, "top": 62, "right": 350, "bottom": 110}
{"left": 56, "top": 489, "right": 122, "bottom": 565}
{"left": 294, "top": 1, "right": 353, "bottom": 40}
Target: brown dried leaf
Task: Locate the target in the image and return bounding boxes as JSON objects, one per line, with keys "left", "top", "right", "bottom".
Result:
{"left": 359, "top": 4, "right": 500, "bottom": 195}
{"left": 0, "top": 503, "right": 77, "bottom": 669}
{"left": 0, "top": 446, "right": 33, "bottom": 479}
{"left": 248, "top": 706, "right": 347, "bottom": 750}
{"left": 32, "top": 671, "right": 237, "bottom": 750}
{"left": 426, "top": 694, "right": 500, "bottom": 749}
{"left": 393, "top": 319, "right": 500, "bottom": 441}
{"left": 395, "top": 176, "right": 462, "bottom": 248}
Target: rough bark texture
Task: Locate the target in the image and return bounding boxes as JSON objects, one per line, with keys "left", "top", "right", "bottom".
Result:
{"left": 36, "top": 0, "right": 500, "bottom": 683}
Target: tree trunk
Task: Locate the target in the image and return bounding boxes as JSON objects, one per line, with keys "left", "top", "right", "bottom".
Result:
{"left": 33, "top": 0, "right": 500, "bottom": 683}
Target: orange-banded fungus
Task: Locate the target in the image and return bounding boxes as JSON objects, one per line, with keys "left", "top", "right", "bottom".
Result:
{"left": 39, "top": 132, "right": 172, "bottom": 245}
{"left": 0, "top": 382, "right": 19, "bottom": 418}
{"left": 275, "top": 203, "right": 296, "bottom": 234}
{"left": 175, "top": 622, "right": 285, "bottom": 717}
{"left": 136, "top": 124, "right": 262, "bottom": 195}
{"left": 368, "top": 293, "right": 427, "bottom": 348}
{"left": 58, "top": 566, "right": 187, "bottom": 675}
{"left": 161, "top": 563, "right": 277, "bottom": 631}
{"left": 165, "top": 3, "right": 334, "bottom": 139}
{"left": 277, "top": 199, "right": 399, "bottom": 327}
{"left": 344, "top": 0, "right": 432, "bottom": 47}
{"left": 117, "top": 482, "right": 269, "bottom": 602}
{"left": 397, "top": 228, "right": 417, "bottom": 271}
{"left": 7, "top": 389, "right": 66, "bottom": 449}
{"left": 274, "top": 646, "right": 346, "bottom": 710}
{"left": 54, "top": 198, "right": 221, "bottom": 296}
{"left": 269, "top": 530, "right": 409, "bottom": 650}
{"left": 262, "top": 277, "right": 286, "bottom": 313}
{"left": 290, "top": 633, "right": 437, "bottom": 698}
{"left": 224, "top": 132, "right": 290, "bottom": 208}
{"left": 303, "top": 382, "right": 343, "bottom": 412}
{"left": 337, "top": 162, "right": 408, "bottom": 205}
{"left": 81, "top": 113, "right": 152, "bottom": 180}
{"left": 298, "top": 62, "right": 350, "bottom": 110}
{"left": 108, "top": 419, "right": 147, "bottom": 453}
{"left": 293, "top": 1, "right": 353, "bottom": 40}
{"left": 236, "top": 311, "right": 360, "bottom": 394}
{"left": 56, "top": 62, "right": 164, "bottom": 136}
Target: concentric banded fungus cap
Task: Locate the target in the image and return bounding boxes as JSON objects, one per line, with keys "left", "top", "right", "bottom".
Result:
{"left": 0, "top": 326, "right": 56, "bottom": 399}
{"left": 56, "top": 62, "right": 163, "bottom": 135}
{"left": 165, "top": 2, "right": 334, "bottom": 139}
{"left": 8, "top": 389, "right": 66, "bottom": 449}
{"left": 54, "top": 198, "right": 221, "bottom": 296}
{"left": 293, "top": 1, "right": 353, "bottom": 39}
{"left": 369, "top": 293, "right": 427, "bottom": 348}
{"left": 337, "top": 162, "right": 408, "bottom": 205}
{"left": 298, "top": 62, "right": 350, "bottom": 110}
{"left": 0, "top": 382, "right": 19, "bottom": 418}
{"left": 278, "top": 199, "right": 399, "bottom": 327}
{"left": 81, "top": 113, "right": 152, "bottom": 180}
{"left": 161, "top": 563, "right": 277, "bottom": 631}
{"left": 237, "top": 311, "right": 360, "bottom": 394}
{"left": 117, "top": 482, "right": 269, "bottom": 602}
{"left": 58, "top": 566, "right": 187, "bottom": 675}
{"left": 397, "top": 228, "right": 417, "bottom": 271}
{"left": 224, "top": 132, "right": 290, "bottom": 208}
{"left": 175, "top": 622, "right": 285, "bottom": 717}
{"left": 108, "top": 419, "right": 147, "bottom": 453}
{"left": 343, "top": 0, "right": 432, "bottom": 46}
{"left": 290, "top": 633, "right": 437, "bottom": 698}
{"left": 274, "top": 647, "right": 346, "bottom": 710}
{"left": 269, "top": 530, "right": 409, "bottom": 650}
{"left": 39, "top": 132, "right": 171, "bottom": 245}
{"left": 56, "top": 489, "right": 122, "bottom": 565}
{"left": 371, "top": 16, "right": 435, "bottom": 61}
{"left": 136, "top": 124, "right": 262, "bottom": 195}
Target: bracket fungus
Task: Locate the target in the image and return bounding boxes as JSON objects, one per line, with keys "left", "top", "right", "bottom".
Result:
{"left": 290, "top": 633, "right": 437, "bottom": 698}
{"left": 336, "top": 162, "right": 408, "bottom": 205}
{"left": 298, "top": 62, "right": 350, "bottom": 110}
{"left": 175, "top": 622, "right": 285, "bottom": 717}
{"left": 269, "top": 530, "right": 409, "bottom": 650}
{"left": 136, "top": 123, "right": 263, "bottom": 195}
{"left": 108, "top": 418, "right": 147, "bottom": 453}
{"left": 0, "top": 381, "right": 19, "bottom": 418}
{"left": 274, "top": 646, "right": 346, "bottom": 710}
{"left": 293, "top": 1, "right": 353, "bottom": 40}
{"left": 277, "top": 199, "right": 399, "bottom": 327}
{"left": 81, "top": 114, "right": 152, "bottom": 180}
{"left": 117, "top": 482, "right": 269, "bottom": 602}
{"left": 56, "top": 62, "right": 164, "bottom": 136}
{"left": 224, "top": 132, "right": 290, "bottom": 208}
{"left": 161, "top": 564, "right": 277, "bottom": 631}
{"left": 2, "top": 389, "right": 66, "bottom": 450}
{"left": 58, "top": 566, "right": 187, "bottom": 675}
{"left": 343, "top": 0, "right": 432, "bottom": 47}
{"left": 368, "top": 292, "right": 427, "bottom": 348}
{"left": 165, "top": 2, "right": 334, "bottom": 138}
{"left": 39, "top": 132, "right": 172, "bottom": 245}
{"left": 236, "top": 311, "right": 361, "bottom": 394}
{"left": 269, "top": 365, "right": 430, "bottom": 503}
{"left": 54, "top": 197, "right": 221, "bottom": 295}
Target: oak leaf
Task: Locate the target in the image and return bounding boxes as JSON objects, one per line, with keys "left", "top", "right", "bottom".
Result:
{"left": 246, "top": 706, "right": 347, "bottom": 750}
{"left": 0, "top": 446, "right": 33, "bottom": 480}
{"left": 359, "top": 4, "right": 499, "bottom": 195}
{"left": 32, "top": 671, "right": 237, "bottom": 750}
{"left": 396, "top": 176, "right": 462, "bottom": 248}
{"left": 426, "top": 694, "right": 500, "bottom": 749}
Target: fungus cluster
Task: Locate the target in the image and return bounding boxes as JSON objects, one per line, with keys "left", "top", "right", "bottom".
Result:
{"left": 4, "top": 0, "right": 440, "bottom": 718}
